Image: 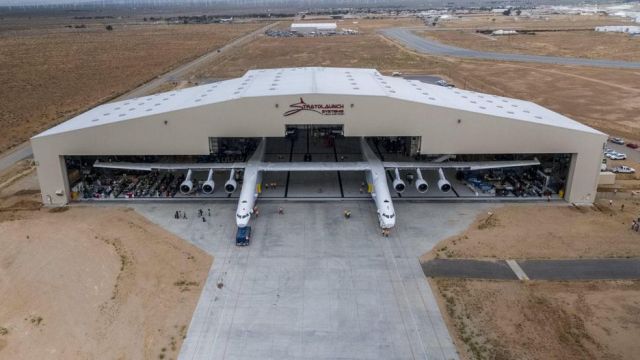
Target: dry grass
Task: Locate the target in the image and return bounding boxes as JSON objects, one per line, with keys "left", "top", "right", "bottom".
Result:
{"left": 427, "top": 199, "right": 640, "bottom": 260}
{"left": 432, "top": 278, "right": 640, "bottom": 360}
{"left": 436, "top": 13, "right": 633, "bottom": 30}
{"left": 191, "top": 33, "right": 447, "bottom": 78}
{"left": 419, "top": 29, "right": 640, "bottom": 62}
{"left": 0, "top": 21, "right": 262, "bottom": 154}
{"left": 437, "top": 59, "right": 640, "bottom": 140}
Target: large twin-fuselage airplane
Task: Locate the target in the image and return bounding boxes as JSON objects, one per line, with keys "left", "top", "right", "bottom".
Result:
{"left": 94, "top": 138, "right": 538, "bottom": 230}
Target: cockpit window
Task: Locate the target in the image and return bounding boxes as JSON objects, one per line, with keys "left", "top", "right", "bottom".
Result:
{"left": 236, "top": 214, "right": 250, "bottom": 219}
{"left": 382, "top": 213, "right": 395, "bottom": 219}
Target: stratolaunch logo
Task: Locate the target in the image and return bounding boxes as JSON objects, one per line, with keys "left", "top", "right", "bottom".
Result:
{"left": 283, "top": 98, "right": 344, "bottom": 116}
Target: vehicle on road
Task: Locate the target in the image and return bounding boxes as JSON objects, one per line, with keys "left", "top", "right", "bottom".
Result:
{"left": 627, "top": 143, "right": 639, "bottom": 149}
{"left": 612, "top": 166, "right": 635, "bottom": 174}
{"left": 610, "top": 137, "right": 625, "bottom": 145}
{"left": 436, "top": 79, "right": 455, "bottom": 88}
{"left": 236, "top": 226, "right": 251, "bottom": 246}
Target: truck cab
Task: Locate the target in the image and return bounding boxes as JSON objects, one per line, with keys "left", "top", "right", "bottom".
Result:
{"left": 236, "top": 226, "right": 251, "bottom": 246}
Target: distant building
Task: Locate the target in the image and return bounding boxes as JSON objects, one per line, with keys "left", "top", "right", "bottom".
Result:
{"left": 290, "top": 23, "right": 337, "bottom": 35}
{"left": 595, "top": 25, "right": 640, "bottom": 35}
{"left": 492, "top": 29, "right": 518, "bottom": 35}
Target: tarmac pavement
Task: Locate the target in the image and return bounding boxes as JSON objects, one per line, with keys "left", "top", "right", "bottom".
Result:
{"left": 382, "top": 28, "right": 640, "bottom": 69}
{"left": 423, "top": 258, "right": 640, "bottom": 281}
{"left": 134, "top": 201, "right": 488, "bottom": 360}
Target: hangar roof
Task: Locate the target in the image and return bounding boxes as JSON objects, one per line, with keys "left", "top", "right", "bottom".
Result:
{"left": 34, "top": 67, "right": 603, "bottom": 138}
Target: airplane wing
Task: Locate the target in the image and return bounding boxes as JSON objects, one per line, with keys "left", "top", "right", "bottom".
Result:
{"left": 93, "top": 160, "right": 246, "bottom": 171}
{"left": 94, "top": 159, "right": 539, "bottom": 172}
{"left": 258, "top": 162, "right": 371, "bottom": 172}
{"left": 383, "top": 159, "right": 540, "bottom": 171}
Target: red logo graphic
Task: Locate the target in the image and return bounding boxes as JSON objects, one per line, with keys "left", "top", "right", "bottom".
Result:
{"left": 284, "top": 98, "right": 344, "bottom": 117}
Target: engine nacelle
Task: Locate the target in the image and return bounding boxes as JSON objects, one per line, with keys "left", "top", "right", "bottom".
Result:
{"left": 415, "top": 169, "right": 429, "bottom": 193}
{"left": 180, "top": 169, "right": 194, "bottom": 194}
{"left": 393, "top": 168, "right": 406, "bottom": 193}
{"left": 225, "top": 170, "right": 237, "bottom": 193}
{"left": 202, "top": 169, "right": 215, "bottom": 194}
{"left": 437, "top": 168, "right": 452, "bottom": 193}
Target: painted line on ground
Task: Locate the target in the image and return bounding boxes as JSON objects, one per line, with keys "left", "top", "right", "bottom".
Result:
{"left": 506, "top": 259, "right": 530, "bottom": 281}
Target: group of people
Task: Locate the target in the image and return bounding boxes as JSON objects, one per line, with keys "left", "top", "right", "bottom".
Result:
{"left": 631, "top": 217, "right": 640, "bottom": 232}
{"left": 173, "top": 208, "right": 212, "bottom": 223}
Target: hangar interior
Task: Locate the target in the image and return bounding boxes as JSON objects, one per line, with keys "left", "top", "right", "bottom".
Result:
{"left": 65, "top": 126, "right": 570, "bottom": 201}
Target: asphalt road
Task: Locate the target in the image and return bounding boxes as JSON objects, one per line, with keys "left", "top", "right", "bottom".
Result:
{"left": 0, "top": 22, "right": 278, "bottom": 174}
{"left": 0, "top": 142, "right": 32, "bottom": 172}
{"left": 382, "top": 28, "right": 640, "bottom": 70}
{"left": 423, "top": 258, "right": 640, "bottom": 280}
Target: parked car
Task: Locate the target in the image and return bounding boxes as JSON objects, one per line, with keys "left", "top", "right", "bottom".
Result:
{"left": 612, "top": 166, "right": 635, "bottom": 174}
{"left": 627, "top": 143, "right": 639, "bottom": 149}
{"left": 609, "top": 137, "right": 625, "bottom": 145}
{"left": 606, "top": 151, "right": 627, "bottom": 160}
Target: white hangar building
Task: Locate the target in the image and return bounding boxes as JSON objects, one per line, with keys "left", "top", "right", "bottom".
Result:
{"left": 32, "top": 67, "right": 606, "bottom": 208}
{"left": 290, "top": 22, "right": 337, "bottom": 34}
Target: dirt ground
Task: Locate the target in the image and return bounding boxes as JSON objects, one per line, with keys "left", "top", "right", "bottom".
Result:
{"left": 432, "top": 278, "right": 640, "bottom": 360}
{"left": 420, "top": 29, "right": 640, "bottom": 62}
{"left": 0, "top": 169, "right": 212, "bottom": 359}
{"left": 189, "top": 18, "right": 429, "bottom": 78}
{"left": 0, "top": 20, "right": 262, "bottom": 154}
{"left": 426, "top": 199, "right": 640, "bottom": 260}
{"left": 439, "top": 60, "right": 640, "bottom": 140}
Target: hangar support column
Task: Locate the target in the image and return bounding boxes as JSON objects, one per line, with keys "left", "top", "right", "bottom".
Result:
{"left": 33, "top": 148, "right": 70, "bottom": 206}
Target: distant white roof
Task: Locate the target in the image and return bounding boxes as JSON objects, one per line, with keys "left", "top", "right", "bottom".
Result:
{"left": 34, "top": 67, "right": 603, "bottom": 138}
{"left": 595, "top": 25, "right": 640, "bottom": 34}
{"left": 291, "top": 23, "right": 337, "bottom": 30}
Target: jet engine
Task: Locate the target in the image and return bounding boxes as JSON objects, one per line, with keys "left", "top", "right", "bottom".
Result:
{"left": 180, "top": 169, "right": 194, "bottom": 194}
{"left": 392, "top": 168, "right": 406, "bottom": 193}
{"left": 224, "top": 170, "right": 238, "bottom": 193}
{"left": 202, "top": 169, "right": 215, "bottom": 194}
{"left": 415, "top": 169, "right": 429, "bottom": 193}
{"left": 437, "top": 168, "right": 452, "bottom": 193}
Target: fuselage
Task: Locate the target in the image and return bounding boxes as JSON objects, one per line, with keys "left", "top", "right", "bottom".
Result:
{"left": 361, "top": 138, "right": 396, "bottom": 229}
{"left": 235, "top": 139, "right": 266, "bottom": 228}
